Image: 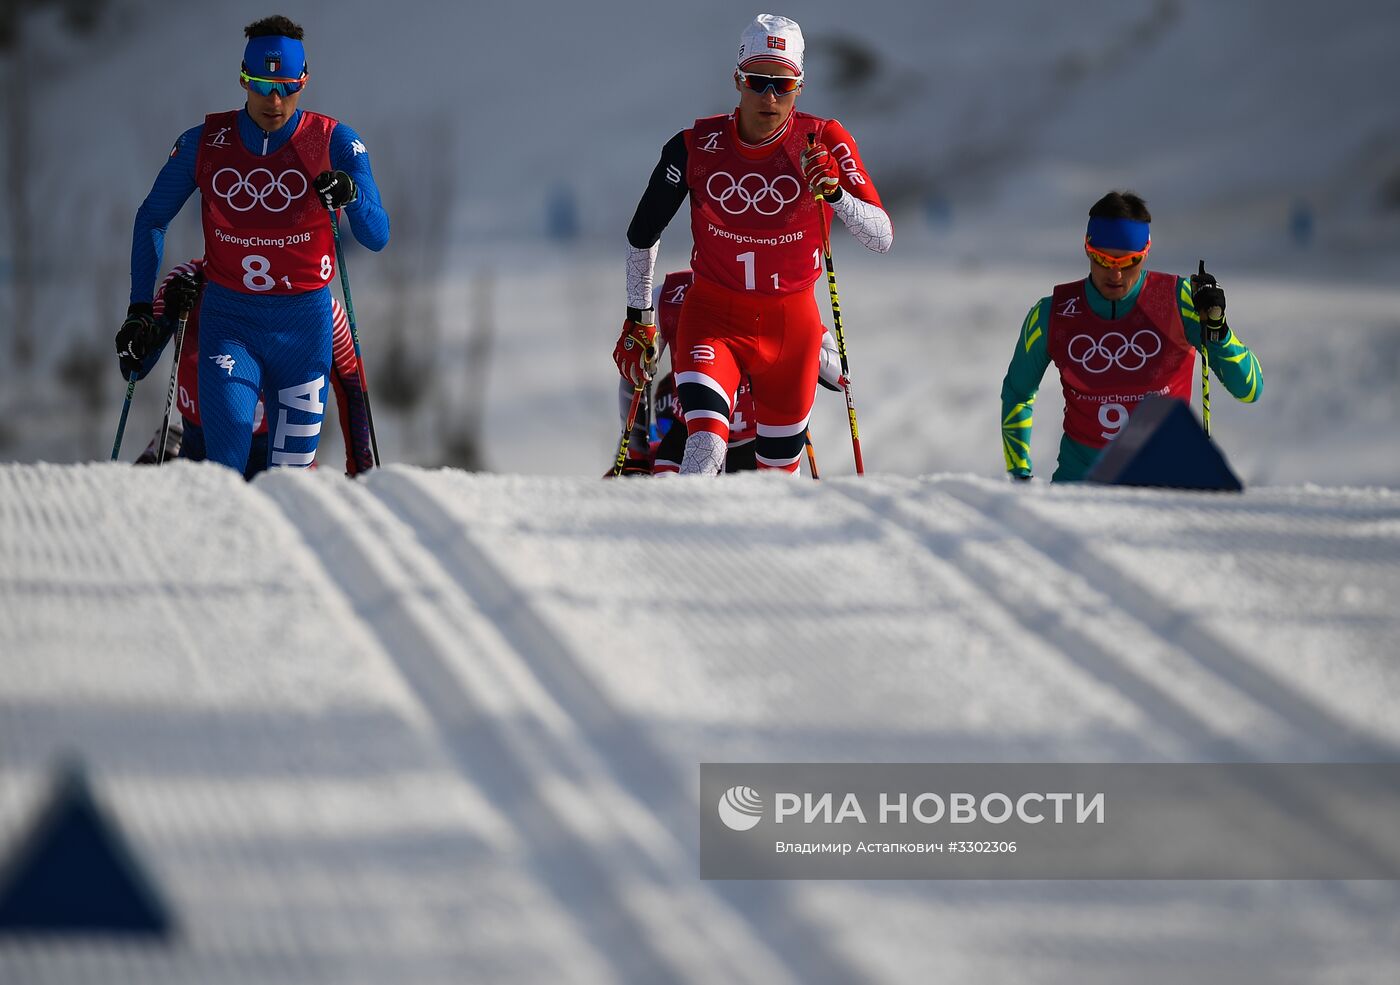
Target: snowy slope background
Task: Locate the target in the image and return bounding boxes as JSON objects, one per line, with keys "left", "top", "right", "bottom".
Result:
{"left": 1, "top": 0, "right": 1398, "bottom": 484}
{"left": 3, "top": 3, "right": 1400, "bottom": 982}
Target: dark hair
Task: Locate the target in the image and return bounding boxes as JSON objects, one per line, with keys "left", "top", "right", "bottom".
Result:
{"left": 244, "top": 16, "right": 304, "bottom": 40}
{"left": 1088, "top": 191, "right": 1151, "bottom": 223}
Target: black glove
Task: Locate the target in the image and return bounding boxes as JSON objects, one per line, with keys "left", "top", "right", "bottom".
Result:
{"left": 115, "top": 303, "right": 156, "bottom": 378}
{"left": 163, "top": 271, "right": 201, "bottom": 318}
{"left": 1190, "top": 260, "right": 1228, "bottom": 344}
{"left": 312, "top": 170, "right": 356, "bottom": 210}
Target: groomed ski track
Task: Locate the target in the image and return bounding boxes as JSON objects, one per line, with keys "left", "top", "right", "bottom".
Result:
{"left": 2, "top": 462, "right": 1399, "bottom": 984}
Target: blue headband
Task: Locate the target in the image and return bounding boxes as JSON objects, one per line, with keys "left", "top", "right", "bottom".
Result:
{"left": 1086, "top": 216, "right": 1150, "bottom": 252}
{"left": 242, "top": 35, "right": 306, "bottom": 79}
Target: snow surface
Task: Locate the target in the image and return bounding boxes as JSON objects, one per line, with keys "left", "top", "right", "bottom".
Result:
{"left": 2, "top": 462, "right": 1399, "bottom": 983}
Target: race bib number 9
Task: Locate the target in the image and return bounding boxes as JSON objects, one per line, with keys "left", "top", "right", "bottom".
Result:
{"left": 1099, "top": 402, "right": 1128, "bottom": 439}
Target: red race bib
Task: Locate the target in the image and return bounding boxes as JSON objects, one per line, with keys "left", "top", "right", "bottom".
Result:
{"left": 196, "top": 110, "right": 337, "bottom": 295}
{"left": 1047, "top": 272, "right": 1195, "bottom": 448}
{"left": 686, "top": 112, "right": 829, "bottom": 296}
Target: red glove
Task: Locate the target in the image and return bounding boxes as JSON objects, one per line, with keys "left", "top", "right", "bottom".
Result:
{"left": 613, "top": 318, "right": 658, "bottom": 385}
{"left": 800, "top": 142, "right": 842, "bottom": 201}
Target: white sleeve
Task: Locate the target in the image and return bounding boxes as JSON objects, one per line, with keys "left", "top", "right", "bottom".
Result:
{"left": 626, "top": 242, "right": 661, "bottom": 309}
{"left": 830, "top": 193, "right": 893, "bottom": 254}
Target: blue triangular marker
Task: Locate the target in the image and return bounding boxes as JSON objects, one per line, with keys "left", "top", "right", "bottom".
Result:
{"left": 0, "top": 760, "right": 173, "bottom": 935}
{"left": 1086, "top": 395, "right": 1243, "bottom": 492}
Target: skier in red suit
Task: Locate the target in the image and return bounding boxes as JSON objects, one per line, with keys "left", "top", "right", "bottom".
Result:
{"left": 614, "top": 13, "right": 891, "bottom": 474}
{"left": 611, "top": 268, "right": 846, "bottom": 476}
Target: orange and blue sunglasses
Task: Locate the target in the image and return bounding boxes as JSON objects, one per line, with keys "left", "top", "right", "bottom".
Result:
{"left": 1085, "top": 237, "right": 1150, "bottom": 270}
{"left": 240, "top": 69, "right": 308, "bottom": 97}
{"left": 736, "top": 69, "right": 804, "bottom": 96}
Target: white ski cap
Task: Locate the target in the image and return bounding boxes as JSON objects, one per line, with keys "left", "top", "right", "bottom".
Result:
{"left": 737, "top": 13, "right": 804, "bottom": 74}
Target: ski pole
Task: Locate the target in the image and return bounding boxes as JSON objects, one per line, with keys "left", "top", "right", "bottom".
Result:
{"left": 1200, "top": 347, "right": 1212, "bottom": 437}
{"left": 808, "top": 134, "right": 865, "bottom": 475}
{"left": 156, "top": 309, "right": 191, "bottom": 465}
{"left": 110, "top": 371, "right": 139, "bottom": 461}
{"left": 645, "top": 374, "right": 659, "bottom": 445}
{"left": 611, "top": 382, "right": 645, "bottom": 477}
{"left": 804, "top": 429, "right": 821, "bottom": 480}
{"left": 610, "top": 332, "right": 657, "bottom": 477}
{"left": 1192, "top": 260, "right": 1223, "bottom": 438}
{"left": 330, "top": 212, "right": 381, "bottom": 467}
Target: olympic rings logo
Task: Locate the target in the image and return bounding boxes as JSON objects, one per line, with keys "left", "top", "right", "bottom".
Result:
{"left": 1066, "top": 330, "right": 1162, "bottom": 373}
{"left": 210, "top": 167, "right": 308, "bottom": 213}
{"left": 706, "top": 171, "right": 802, "bottom": 216}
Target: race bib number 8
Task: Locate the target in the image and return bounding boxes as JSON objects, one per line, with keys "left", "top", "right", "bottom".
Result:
{"left": 320, "top": 255, "right": 332, "bottom": 280}
{"left": 242, "top": 254, "right": 274, "bottom": 292}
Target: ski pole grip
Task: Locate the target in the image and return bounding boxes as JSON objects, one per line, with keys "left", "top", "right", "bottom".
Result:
{"left": 1195, "top": 259, "right": 1224, "bottom": 323}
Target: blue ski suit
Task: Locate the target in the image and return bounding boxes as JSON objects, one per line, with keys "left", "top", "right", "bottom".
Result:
{"left": 130, "top": 107, "right": 388, "bottom": 472}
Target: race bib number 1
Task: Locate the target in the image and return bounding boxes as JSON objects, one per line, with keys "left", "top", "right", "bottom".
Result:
{"left": 735, "top": 251, "right": 784, "bottom": 291}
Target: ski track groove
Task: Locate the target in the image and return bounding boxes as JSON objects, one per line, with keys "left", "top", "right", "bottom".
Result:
{"left": 937, "top": 478, "right": 1400, "bottom": 762}
{"left": 832, "top": 479, "right": 1242, "bottom": 760}
{"left": 2, "top": 466, "right": 223, "bottom": 705}
{"left": 261, "top": 476, "right": 694, "bottom": 984}
{"left": 830, "top": 478, "right": 1400, "bottom": 910}
{"left": 367, "top": 467, "right": 876, "bottom": 985}
{"left": 261, "top": 473, "right": 799, "bottom": 985}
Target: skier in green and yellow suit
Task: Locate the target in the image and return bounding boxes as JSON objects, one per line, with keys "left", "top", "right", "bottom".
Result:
{"left": 1001, "top": 190, "right": 1263, "bottom": 482}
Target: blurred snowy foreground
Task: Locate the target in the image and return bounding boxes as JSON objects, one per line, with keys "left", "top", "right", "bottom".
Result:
{"left": 2, "top": 461, "right": 1400, "bottom": 984}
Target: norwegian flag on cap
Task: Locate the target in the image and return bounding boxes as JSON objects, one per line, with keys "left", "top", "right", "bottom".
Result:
{"left": 737, "top": 13, "right": 804, "bottom": 73}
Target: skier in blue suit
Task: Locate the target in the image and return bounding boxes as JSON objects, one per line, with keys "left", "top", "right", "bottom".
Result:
{"left": 116, "top": 14, "right": 389, "bottom": 473}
